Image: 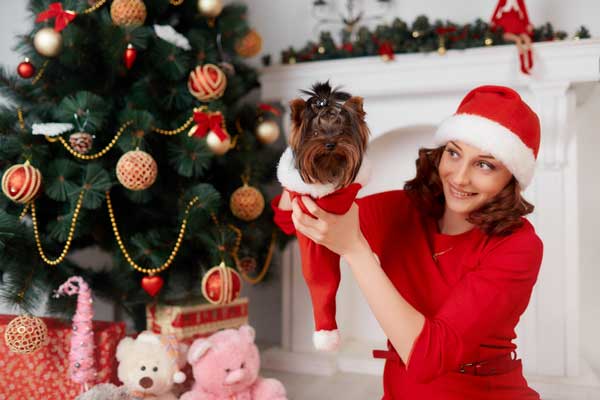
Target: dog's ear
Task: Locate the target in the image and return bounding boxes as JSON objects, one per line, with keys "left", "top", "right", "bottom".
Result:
{"left": 343, "top": 96, "right": 365, "bottom": 119}
{"left": 289, "top": 98, "right": 306, "bottom": 127}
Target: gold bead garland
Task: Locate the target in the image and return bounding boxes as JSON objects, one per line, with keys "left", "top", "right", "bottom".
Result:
{"left": 228, "top": 224, "right": 276, "bottom": 285}
{"left": 30, "top": 189, "right": 86, "bottom": 266}
{"left": 82, "top": 0, "right": 108, "bottom": 14}
{"left": 31, "top": 60, "right": 49, "bottom": 85}
{"left": 55, "top": 120, "right": 133, "bottom": 160}
{"left": 105, "top": 190, "right": 200, "bottom": 275}
{"left": 151, "top": 115, "right": 195, "bottom": 136}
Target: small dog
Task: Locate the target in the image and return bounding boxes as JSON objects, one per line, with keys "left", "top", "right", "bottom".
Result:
{"left": 277, "top": 81, "right": 370, "bottom": 351}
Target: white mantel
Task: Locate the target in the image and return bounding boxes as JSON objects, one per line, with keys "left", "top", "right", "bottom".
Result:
{"left": 260, "top": 39, "right": 600, "bottom": 398}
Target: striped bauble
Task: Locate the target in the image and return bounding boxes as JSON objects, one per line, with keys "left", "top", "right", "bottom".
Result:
{"left": 201, "top": 261, "right": 242, "bottom": 305}
{"left": 187, "top": 64, "right": 227, "bottom": 102}
{"left": 1, "top": 162, "right": 43, "bottom": 204}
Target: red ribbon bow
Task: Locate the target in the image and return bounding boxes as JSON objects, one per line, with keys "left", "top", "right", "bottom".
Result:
{"left": 258, "top": 103, "right": 281, "bottom": 116}
{"left": 191, "top": 110, "right": 229, "bottom": 141}
{"left": 36, "top": 2, "right": 77, "bottom": 32}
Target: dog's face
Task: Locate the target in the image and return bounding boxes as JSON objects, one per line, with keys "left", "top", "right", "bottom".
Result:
{"left": 288, "top": 83, "right": 369, "bottom": 189}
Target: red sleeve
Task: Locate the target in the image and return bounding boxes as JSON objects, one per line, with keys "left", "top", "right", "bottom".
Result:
{"left": 405, "top": 225, "right": 543, "bottom": 383}
{"left": 271, "top": 194, "right": 295, "bottom": 235}
{"left": 490, "top": 0, "right": 504, "bottom": 26}
{"left": 518, "top": 0, "right": 531, "bottom": 27}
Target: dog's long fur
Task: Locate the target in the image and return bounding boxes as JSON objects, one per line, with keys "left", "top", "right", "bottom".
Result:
{"left": 288, "top": 81, "right": 369, "bottom": 189}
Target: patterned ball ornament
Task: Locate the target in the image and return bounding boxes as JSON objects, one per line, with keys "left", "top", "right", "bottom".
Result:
{"left": 230, "top": 184, "right": 265, "bottom": 222}
{"left": 116, "top": 150, "right": 158, "bottom": 191}
{"left": 110, "top": 0, "right": 147, "bottom": 27}
{"left": 1, "top": 162, "right": 43, "bottom": 204}
{"left": 235, "top": 29, "right": 263, "bottom": 58}
{"left": 33, "top": 27, "right": 63, "bottom": 58}
{"left": 4, "top": 314, "right": 49, "bottom": 354}
{"left": 188, "top": 64, "right": 227, "bottom": 102}
{"left": 201, "top": 261, "right": 242, "bottom": 304}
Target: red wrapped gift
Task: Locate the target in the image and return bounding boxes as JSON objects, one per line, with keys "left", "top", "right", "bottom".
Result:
{"left": 0, "top": 315, "right": 125, "bottom": 399}
{"left": 146, "top": 297, "right": 249, "bottom": 344}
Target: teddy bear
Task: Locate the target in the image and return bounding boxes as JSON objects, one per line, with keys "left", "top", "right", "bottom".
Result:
{"left": 116, "top": 331, "right": 188, "bottom": 400}
{"left": 75, "top": 383, "right": 131, "bottom": 400}
{"left": 180, "top": 325, "right": 287, "bottom": 400}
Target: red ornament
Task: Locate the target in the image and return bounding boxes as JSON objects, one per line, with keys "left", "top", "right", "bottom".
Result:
{"left": 201, "top": 262, "right": 242, "bottom": 305}
{"left": 124, "top": 43, "right": 137, "bottom": 70}
{"left": 188, "top": 108, "right": 228, "bottom": 141}
{"left": 141, "top": 275, "right": 164, "bottom": 297}
{"left": 187, "top": 64, "right": 227, "bottom": 102}
{"left": 17, "top": 59, "right": 36, "bottom": 79}
{"left": 1, "top": 162, "right": 43, "bottom": 204}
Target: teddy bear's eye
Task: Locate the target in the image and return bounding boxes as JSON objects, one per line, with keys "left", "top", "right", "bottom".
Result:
{"left": 153, "top": 367, "right": 158, "bottom": 372}
{"left": 240, "top": 362, "right": 245, "bottom": 369}
{"left": 141, "top": 366, "right": 146, "bottom": 371}
{"left": 225, "top": 368, "right": 231, "bottom": 373}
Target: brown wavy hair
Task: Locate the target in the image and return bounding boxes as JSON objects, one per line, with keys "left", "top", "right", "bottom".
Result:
{"left": 404, "top": 146, "right": 534, "bottom": 236}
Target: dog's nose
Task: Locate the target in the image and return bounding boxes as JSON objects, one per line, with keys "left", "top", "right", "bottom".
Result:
{"left": 139, "top": 377, "right": 154, "bottom": 388}
{"left": 325, "top": 142, "right": 336, "bottom": 150}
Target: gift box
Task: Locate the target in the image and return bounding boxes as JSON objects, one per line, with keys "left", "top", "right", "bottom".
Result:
{"left": 146, "top": 297, "right": 249, "bottom": 344}
{"left": 0, "top": 315, "right": 126, "bottom": 399}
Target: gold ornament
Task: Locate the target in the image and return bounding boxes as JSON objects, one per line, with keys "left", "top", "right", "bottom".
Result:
{"left": 197, "top": 0, "right": 223, "bottom": 18}
{"left": 4, "top": 315, "right": 48, "bottom": 354}
{"left": 69, "top": 132, "right": 94, "bottom": 154}
{"left": 206, "top": 131, "right": 231, "bottom": 155}
{"left": 201, "top": 261, "right": 242, "bottom": 304}
{"left": 235, "top": 29, "right": 263, "bottom": 58}
{"left": 33, "top": 27, "right": 63, "bottom": 58}
{"left": 255, "top": 119, "right": 280, "bottom": 145}
{"left": 116, "top": 149, "right": 158, "bottom": 191}
{"left": 110, "top": 0, "right": 147, "bottom": 27}
{"left": 484, "top": 37, "right": 493, "bottom": 46}
{"left": 230, "top": 184, "right": 265, "bottom": 222}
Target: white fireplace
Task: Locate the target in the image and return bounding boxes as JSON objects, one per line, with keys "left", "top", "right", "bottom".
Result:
{"left": 259, "top": 39, "right": 600, "bottom": 397}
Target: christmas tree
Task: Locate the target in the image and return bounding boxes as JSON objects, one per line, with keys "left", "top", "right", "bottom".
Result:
{"left": 0, "top": 0, "right": 285, "bottom": 329}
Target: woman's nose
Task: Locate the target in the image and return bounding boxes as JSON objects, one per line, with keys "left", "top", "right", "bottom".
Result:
{"left": 452, "top": 162, "right": 471, "bottom": 185}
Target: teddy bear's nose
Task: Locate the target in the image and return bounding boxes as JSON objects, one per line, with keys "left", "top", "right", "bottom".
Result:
{"left": 139, "top": 376, "right": 154, "bottom": 389}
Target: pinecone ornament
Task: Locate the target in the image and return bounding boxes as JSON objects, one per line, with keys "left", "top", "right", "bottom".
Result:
{"left": 69, "top": 132, "right": 94, "bottom": 154}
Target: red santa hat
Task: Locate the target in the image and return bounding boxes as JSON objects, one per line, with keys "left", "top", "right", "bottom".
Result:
{"left": 434, "top": 85, "right": 541, "bottom": 189}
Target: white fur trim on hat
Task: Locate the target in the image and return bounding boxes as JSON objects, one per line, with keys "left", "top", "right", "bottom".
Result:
{"left": 277, "top": 147, "right": 371, "bottom": 198}
{"left": 434, "top": 114, "right": 536, "bottom": 189}
{"left": 313, "top": 329, "right": 341, "bottom": 352}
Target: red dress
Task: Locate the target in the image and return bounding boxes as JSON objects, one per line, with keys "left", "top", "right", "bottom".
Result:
{"left": 272, "top": 190, "right": 543, "bottom": 400}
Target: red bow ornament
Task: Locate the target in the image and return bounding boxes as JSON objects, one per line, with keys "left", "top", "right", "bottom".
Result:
{"left": 36, "top": 2, "right": 77, "bottom": 32}
{"left": 188, "top": 109, "right": 229, "bottom": 141}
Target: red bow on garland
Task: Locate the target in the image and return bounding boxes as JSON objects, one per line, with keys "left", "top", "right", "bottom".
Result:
{"left": 189, "top": 109, "right": 229, "bottom": 141}
{"left": 35, "top": 2, "right": 77, "bottom": 32}
{"left": 258, "top": 103, "right": 281, "bottom": 116}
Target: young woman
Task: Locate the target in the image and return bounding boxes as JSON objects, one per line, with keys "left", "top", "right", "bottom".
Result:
{"left": 272, "top": 85, "right": 543, "bottom": 399}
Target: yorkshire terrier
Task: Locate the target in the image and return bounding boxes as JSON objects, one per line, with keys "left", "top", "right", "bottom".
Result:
{"left": 277, "top": 81, "right": 371, "bottom": 351}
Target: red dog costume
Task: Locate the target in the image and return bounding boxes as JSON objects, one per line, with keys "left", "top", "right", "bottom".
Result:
{"left": 276, "top": 147, "right": 370, "bottom": 351}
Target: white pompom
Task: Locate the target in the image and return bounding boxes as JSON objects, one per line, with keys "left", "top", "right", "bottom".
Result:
{"left": 173, "top": 371, "right": 186, "bottom": 384}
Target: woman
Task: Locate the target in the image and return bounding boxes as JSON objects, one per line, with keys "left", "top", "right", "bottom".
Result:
{"left": 272, "top": 85, "right": 543, "bottom": 399}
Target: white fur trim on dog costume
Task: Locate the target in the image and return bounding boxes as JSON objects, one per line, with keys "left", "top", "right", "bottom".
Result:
{"left": 313, "top": 329, "right": 341, "bottom": 352}
{"left": 277, "top": 147, "right": 371, "bottom": 198}
{"left": 434, "top": 114, "right": 536, "bottom": 189}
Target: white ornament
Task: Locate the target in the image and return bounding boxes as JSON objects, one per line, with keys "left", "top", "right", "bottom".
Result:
{"left": 32, "top": 123, "right": 74, "bottom": 137}
{"left": 153, "top": 25, "right": 191, "bottom": 50}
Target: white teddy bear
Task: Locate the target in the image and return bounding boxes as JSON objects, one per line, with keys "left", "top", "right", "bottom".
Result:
{"left": 116, "top": 331, "right": 188, "bottom": 400}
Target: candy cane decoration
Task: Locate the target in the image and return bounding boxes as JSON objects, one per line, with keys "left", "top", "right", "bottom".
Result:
{"left": 55, "top": 276, "right": 97, "bottom": 391}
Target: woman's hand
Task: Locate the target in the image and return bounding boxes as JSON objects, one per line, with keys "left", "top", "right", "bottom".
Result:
{"left": 291, "top": 196, "right": 368, "bottom": 258}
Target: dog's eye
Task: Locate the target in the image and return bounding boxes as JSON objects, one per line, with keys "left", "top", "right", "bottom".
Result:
{"left": 313, "top": 131, "right": 319, "bottom": 136}
{"left": 141, "top": 366, "right": 146, "bottom": 371}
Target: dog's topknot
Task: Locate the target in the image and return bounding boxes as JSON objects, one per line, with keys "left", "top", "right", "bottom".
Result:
{"left": 301, "top": 81, "right": 351, "bottom": 114}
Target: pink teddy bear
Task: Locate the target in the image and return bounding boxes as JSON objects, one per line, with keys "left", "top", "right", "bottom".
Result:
{"left": 180, "top": 325, "right": 287, "bottom": 400}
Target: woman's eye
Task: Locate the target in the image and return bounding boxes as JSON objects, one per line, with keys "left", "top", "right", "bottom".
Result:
{"left": 446, "top": 148, "right": 459, "bottom": 158}
{"left": 477, "top": 161, "right": 494, "bottom": 170}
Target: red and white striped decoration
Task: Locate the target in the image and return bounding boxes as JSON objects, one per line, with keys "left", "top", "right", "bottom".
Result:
{"left": 1, "top": 162, "right": 43, "bottom": 204}
{"left": 187, "top": 64, "right": 227, "bottom": 102}
{"left": 201, "top": 262, "right": 242, "bottom": 305}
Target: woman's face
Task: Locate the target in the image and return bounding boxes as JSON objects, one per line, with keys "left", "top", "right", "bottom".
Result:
{"left": 438, "top": 140, "right": 513, "bottom": 217}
